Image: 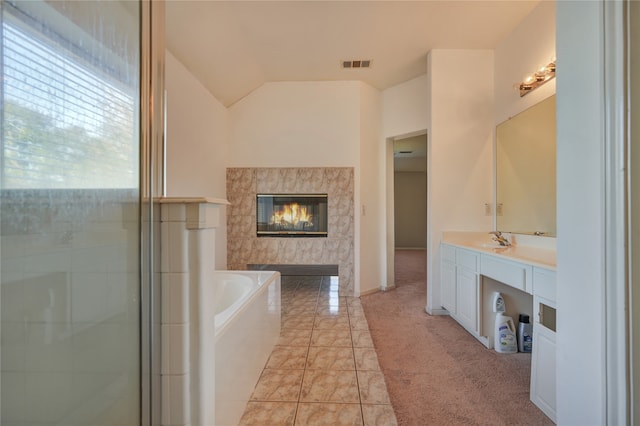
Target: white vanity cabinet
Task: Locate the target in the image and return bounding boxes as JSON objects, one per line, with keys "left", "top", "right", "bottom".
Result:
{"left": 455, "top": 249, "right": 480, "bottom": 333}
{"left": 480, "top": 255, "right": 533, "bottom": 294}
{"left": 440, "top": 237, "right": 557, "bottom": 423}
{"left": 441, "top": 245, "right": 457, "bottom": 314}
{"left": 440, "top": 244, "right": 480, "bottom": 335}
{"left": 530, "top": 267, "right": 557, "bottom": 422}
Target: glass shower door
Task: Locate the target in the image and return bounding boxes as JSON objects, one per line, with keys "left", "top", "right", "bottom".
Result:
{"left": 0, "top": 1, "right": 152, "bottom": 424}
{"left": 632, "top": 1, "right": 640, "bottom": 422}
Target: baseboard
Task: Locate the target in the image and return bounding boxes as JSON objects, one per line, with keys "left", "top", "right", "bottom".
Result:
{"left": 360, "top": 284, "right": 396, "bottom": 297}
{"left": 360, "top": 287, "right": 381, "bottom": 297}
{"left": 426, "top": 307, "right": 450, "bottom": 316}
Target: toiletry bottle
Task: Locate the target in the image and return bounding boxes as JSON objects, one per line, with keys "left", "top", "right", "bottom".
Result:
{"left": 494, "top": 312, "right": 518, "bottom": 353}
{"left": 518, "top": 314, "right": 532, "bottom": 353}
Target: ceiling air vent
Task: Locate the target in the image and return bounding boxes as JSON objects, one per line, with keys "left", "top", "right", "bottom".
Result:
{"left": 342, "top": 59, "right": 371, "bottom": 69}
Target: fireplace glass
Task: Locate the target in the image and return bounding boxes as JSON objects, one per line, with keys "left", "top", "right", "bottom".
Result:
{"left": 257, "top": 194, "right": 328, "bottom": 237}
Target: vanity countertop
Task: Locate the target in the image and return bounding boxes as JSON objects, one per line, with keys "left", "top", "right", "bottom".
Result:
{"left": 442, "top": 231, "right": 557, "bottom": 270}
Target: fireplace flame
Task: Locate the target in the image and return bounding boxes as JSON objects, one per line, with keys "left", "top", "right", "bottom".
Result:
{"left": 270, "top": 203, "right": 313, "bottom": 228}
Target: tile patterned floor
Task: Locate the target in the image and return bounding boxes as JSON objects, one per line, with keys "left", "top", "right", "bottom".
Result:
{"left": 239, "top": 276, "right": 398, "bottom": 426}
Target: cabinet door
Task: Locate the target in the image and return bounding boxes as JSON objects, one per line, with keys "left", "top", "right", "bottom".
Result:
{"left": 441, "top": 260, "right": 456, "bottom": 314}
{"left": 456, "top": 268, "right": 479, "bottom": 333}
{"left": 531, "top": 324, "right": 557, "bottom": 422}
{"left": 531, "top": 295, "right": 557, "bottom": 422}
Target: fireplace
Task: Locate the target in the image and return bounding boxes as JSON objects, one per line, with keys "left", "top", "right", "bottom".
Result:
{"left": 257, "top": 194, "right": 328, "bottom": 237}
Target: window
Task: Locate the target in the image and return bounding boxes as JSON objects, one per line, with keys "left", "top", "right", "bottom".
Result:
{"left": 2, "top": 3, "right": 139, "bottom": 189}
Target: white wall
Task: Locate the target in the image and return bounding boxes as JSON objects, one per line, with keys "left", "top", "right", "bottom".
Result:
{"left": 228, "top": 81, "right": 375, "bottom": 294}
{"left": 556, "top": 2, "right": 606, "bottom": 424}
{"left": 358, "top": 82, "right": 383, "bottom": 295}
{"left": 166, "top": 51, "right": 229, "bottom": 199}
{"left": 228, "top": 81, "right": 361, "bottom": 168}
{"left": 165, "top": 50, "right": 229, "bottom": 268}
{"left": 427, "top": 49, "right": 494, "bottom": 314}
{"left": 382, "top": 74, "right": 429, "bottom": 139}
{"left": 494, "top": 1, "right": 556, "bottom": 124}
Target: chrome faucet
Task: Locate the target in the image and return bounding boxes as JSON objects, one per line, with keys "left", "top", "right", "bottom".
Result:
{"left": 489, "top": 231, "right": 511, "bottom": 247}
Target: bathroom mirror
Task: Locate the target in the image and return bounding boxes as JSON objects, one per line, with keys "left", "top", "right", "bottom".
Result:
{"left": 496, "top": 95, "right": 556, "bottom": 236}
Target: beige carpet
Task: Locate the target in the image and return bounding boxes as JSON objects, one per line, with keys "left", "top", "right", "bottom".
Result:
{"left": 361, "top": 249, "right": 553, "bottom": 425}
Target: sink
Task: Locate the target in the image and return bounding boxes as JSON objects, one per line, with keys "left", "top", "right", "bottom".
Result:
{"left": 475, "top": 242, "right": 510, "bottom": 249}
{"left": 477, "top": 242, "right": 509, "bottom": 249}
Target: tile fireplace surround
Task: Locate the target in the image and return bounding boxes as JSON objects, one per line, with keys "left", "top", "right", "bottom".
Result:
{"left": 227, "top": 167, "right": 355, "bottom": 295}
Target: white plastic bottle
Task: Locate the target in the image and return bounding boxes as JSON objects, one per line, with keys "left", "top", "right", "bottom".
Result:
{"left": 518, "top": 314, "right": 532, "bottom": 353}
{"left": 494, "top": 312, "right": 518, "bottom": 353}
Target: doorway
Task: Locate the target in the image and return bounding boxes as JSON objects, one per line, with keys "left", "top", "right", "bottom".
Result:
{"left": 388, "top": 133, "right": 427, "bottom": 288}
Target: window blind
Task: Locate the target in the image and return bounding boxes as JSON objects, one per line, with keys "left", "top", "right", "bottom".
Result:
{"left": 2, "top": 4, "right": 139, "bottom": 189}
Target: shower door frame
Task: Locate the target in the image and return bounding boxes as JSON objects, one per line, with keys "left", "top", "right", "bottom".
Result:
{"left": 140, "top": 0, "right": 166, "bottom": 424}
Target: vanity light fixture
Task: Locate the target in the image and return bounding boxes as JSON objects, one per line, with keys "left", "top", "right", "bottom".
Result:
{"left": 519, "top": 61, "right": 556, "bottom": 97}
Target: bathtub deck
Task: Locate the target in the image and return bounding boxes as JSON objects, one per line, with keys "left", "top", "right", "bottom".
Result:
{"left": 238, "top": 275, "right": 397, "bottom": 425}
{"left": 247, "top": 264, "right": 338, "bottom": 276}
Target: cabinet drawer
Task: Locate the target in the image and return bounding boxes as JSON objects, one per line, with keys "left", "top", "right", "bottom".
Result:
{"left": 457, "top": 249, "right": 479, "bottom": 271}
{"left": 533, "top": 268, "right": 556, "bottom": 302}
{"left": 481, "top": 255, "right": 531, "bottom": 292}
{"left": 441, "top": 244, "right": 456, "bottom": 263}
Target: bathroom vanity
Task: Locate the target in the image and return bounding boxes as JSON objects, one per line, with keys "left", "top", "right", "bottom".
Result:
{"left": 440, "top": 231, "right": 556, "bottom": 422}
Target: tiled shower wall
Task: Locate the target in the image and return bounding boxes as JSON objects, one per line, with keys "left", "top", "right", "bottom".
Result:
{"left": 227, "top": 168, "right": 355, "bottom": 296}
{"left": 1, "top": 189, "right": 139, "bottom": 425}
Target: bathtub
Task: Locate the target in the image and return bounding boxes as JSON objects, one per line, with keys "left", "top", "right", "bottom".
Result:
{"left": 212, "top": 270, "right": 281, "bottom": 426}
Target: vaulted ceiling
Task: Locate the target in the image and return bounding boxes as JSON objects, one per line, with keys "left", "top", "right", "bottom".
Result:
{"left": 166, "top": 1, "right": 540, "bottom": 107}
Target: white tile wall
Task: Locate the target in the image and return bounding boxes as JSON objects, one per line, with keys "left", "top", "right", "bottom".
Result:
{"left": 162, "top": 324, "right": 190, "bottom": 375}
{"left": 162, "top": 373, "right": 191, "bottom": 426}
{"left": 2, "top": 372, "right": 26, "bottom": 422}
{"left": 1, "top": 192, "right": 141, "bottom": 425}
{"left": 25, "top": 371, "right": 73, "bottom": 422}
{"left": 158, "top": 199, "right": 226, "bottom": 426}
{"left": 71, "top": 272, "right": 110, "bottom": 323}
{"left": 162, "top": 203, "right": 187, "bottom": 222}
{"left": 25, "top": 323, "right": 73, "bottom": 372}
{"left": 1, "top": 195, "right": 223, "bottom": 425}
{"left": 162, "top": 273, "right": 190, "bottom": 324}
{"left": 161, "top": 222, "right": 190, "bottom": 273}
{"left": 160, "top": 207, "right": 191, "bottom": 426}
